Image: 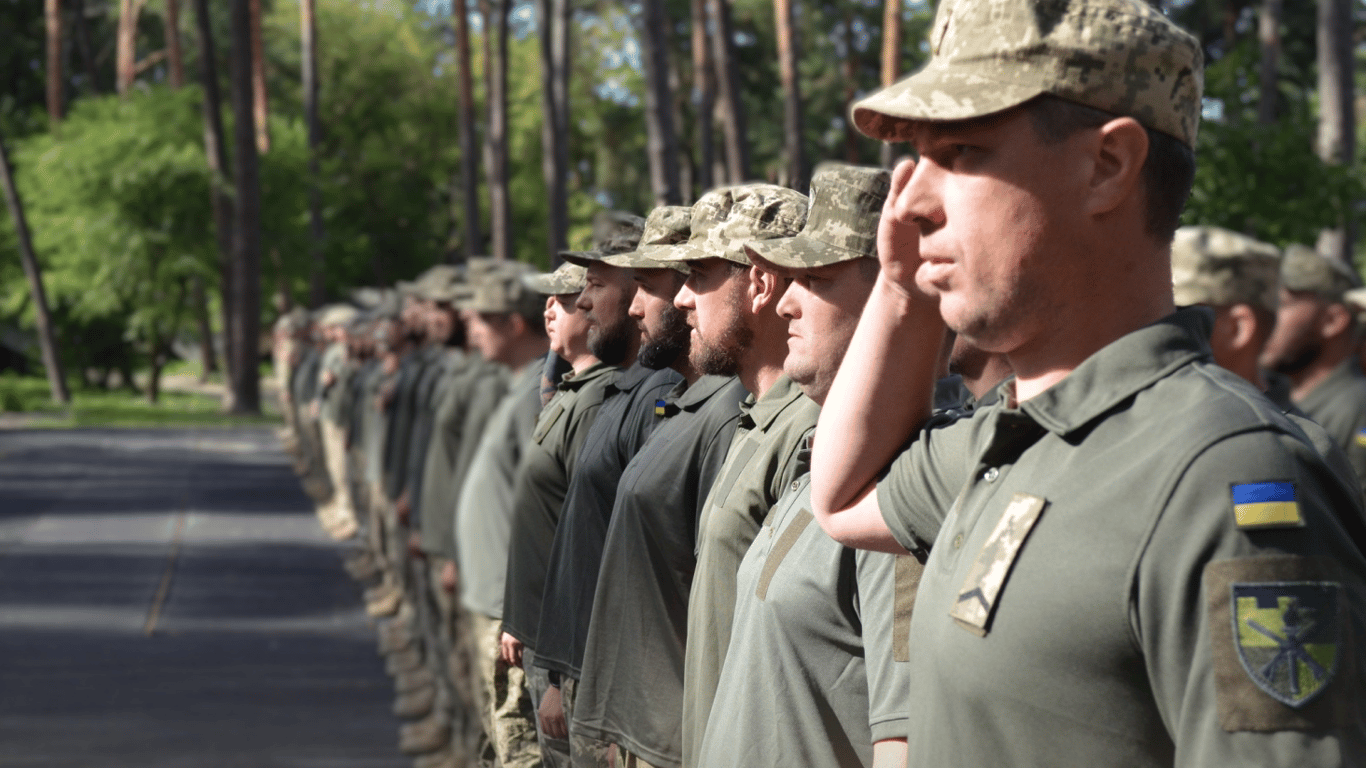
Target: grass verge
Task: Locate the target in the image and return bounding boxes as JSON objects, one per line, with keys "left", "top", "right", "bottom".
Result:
{"left": 0, "top": 373, "right": 280, "bottom": 429}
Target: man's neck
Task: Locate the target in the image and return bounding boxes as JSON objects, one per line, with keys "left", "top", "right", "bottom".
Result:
{"left": 570, "top": 353, "right": 601, "bottom": 375}
{"left": 1289, "top": 351, "right": 1350, "bottom": 401}
{"left": 672, "top": 356, "right": 701, "bottom": 386}
{"left": 741, "top": 363, "right": 785, "bottom": 401}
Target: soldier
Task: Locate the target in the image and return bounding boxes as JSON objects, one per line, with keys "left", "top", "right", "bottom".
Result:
{"left": 316, "top": 303, "right": 362, "bottom": 541}
{"left": 661, "top": 183, "right": 816, "bottom": 768}
{"left": 453, "top": 262, "right": 550, "bottom": 768}
{"left": 1261, "top": 244, "right": 1366, "bottom": 496}
{"left": 530, "top": 207, "right": 690, "bottom": 768}
{"left": 809, "top": 0, "right": 1366, "bottom": 766}
{"left": 698, "top": 163, "right": 913, "bottom": 768}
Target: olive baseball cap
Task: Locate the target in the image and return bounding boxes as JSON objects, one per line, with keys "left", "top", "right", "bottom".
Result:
{"left": 1169, "top": 226, "right": 1281, "bottom": 314}
{"left": 851, "top": 0, "right": 1204, "bottom": 148}
{"left": 561, "top": 211, "right": 646, "bottom": 266}
{"left": 746, "top": 163, "right": 890, "bottom": 270}
{"left": 523, "top": 263, "right": 588, "bottom": 295}
{"left": 658, "top": 184, "right": 809, "bottom": 266}
{"left": 594, "top": 205, "right": 693, "bottom": 273}
{"left": 461, "top": 262, "right": 544, "bottom": 320}
{"left": 1280, "top": 244, "right": 1361, "bottom": 301}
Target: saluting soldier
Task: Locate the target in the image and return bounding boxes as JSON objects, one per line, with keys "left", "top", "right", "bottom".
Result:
{"left": 810, "top": 0, "right": 1366, "bottom": 765}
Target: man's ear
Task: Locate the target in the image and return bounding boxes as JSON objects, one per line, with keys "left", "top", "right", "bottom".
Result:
{"left": 749, "top": 265, "right": 784, "bottom": 313}
{"left": 1083, "top": 116, "right": 1148, "bottom": 219}
{"left": 1321, "top": 301, "right": 1353, "bottom": 340}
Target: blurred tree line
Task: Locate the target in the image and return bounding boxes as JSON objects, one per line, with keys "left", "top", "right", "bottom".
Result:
{"left": 0, "top": 0, "right": 1362, "bottom": 411}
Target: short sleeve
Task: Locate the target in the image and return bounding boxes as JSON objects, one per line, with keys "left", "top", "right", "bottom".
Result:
{"left": 858, "top": 549, "right": 918, "bottom": 742}
{"left": 875, "top": 413, "right": 980, "bottom": 555}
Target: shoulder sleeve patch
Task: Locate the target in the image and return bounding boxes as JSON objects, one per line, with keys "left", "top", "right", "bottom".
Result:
{"left": 1205, "top": 555, "right": 1354, "bottom": 731}
{"left": 1356, "top": 428, "right": 1366, "bottom": 448}
{"left": 1231, "top": 481, "right": 1303, "bottom": 529}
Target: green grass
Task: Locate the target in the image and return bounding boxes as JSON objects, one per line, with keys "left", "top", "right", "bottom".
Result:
{"left": 0, "top": 372, "right": 280, "bottom": 428}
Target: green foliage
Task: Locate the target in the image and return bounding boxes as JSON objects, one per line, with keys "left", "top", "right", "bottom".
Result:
{"left": 0, "top": 371, "right": 278, "bottom": 427}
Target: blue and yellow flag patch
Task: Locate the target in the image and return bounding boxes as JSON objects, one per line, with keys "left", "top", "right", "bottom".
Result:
{"left": 1356, "top": 428, "right": 1366, "bottom": 448}
{"left": 655, "top": 399, "right": 667, "bottom": 417}
{"left": 1233, "top": 581, "right": 1340, "bottom": 707}
{"left": 1231, "top": 481, "right": 1302, "bottom": 529}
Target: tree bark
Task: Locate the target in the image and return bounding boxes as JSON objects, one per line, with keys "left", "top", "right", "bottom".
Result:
{"left": 453, "top": 0, "right": 483, "bottom": 257}
{"left": 690, "top": 0, "right": 714, "bottom": 193}
{"left": 250, "top": 0, "right": 270, "bottom": 154}
{"left": 228, "top": 0, "right": 263, "bottom": 413}
{"left": 1316, "top": 0, "right": 1355, "bottom": 263}
{"left": 1257, "top": 0, "right": 1280, "bottom": 125}
{"left": 879, "top": 0, "right": 902, "bottom": 168}
{"left": 482, "top": 0, "right": 511, "bottom": 261}
{"left": 774, "top": 0, "right": 804, "bottom": 191}
{"left": 302, "top": 0, "right": 325, "bottom": 306}
{"left": 641, "top": 0, "right": 681, "bottom": 205}
{"left": 165, "top": 0, "right": 184, "bottom": 88}
{"left": 46, "top": 0, "right": 64, "bottom": 124}
{"left": 191, "top": 275, "right": 218, "bottom": 378}
{"left": 709, "top": 0, "right": 748, "bottom": 183}
{"left": 71, "top": 0, "right": 100, "bottom": 93}
{"left": 191, "top": 0, "right": 236, "bottom": 404}
{"left": 0, "top": 132, "right": 70, "bottom": 405}
{"left": 537, "top": 0, "right": 571, "bottom": 260}
{"left": 116, "top": 0, "right": 142, "bottom": 95}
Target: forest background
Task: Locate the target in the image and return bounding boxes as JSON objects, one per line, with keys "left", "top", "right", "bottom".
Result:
{"left": 0, "top": 0, "right": 1362, "bottom": 413}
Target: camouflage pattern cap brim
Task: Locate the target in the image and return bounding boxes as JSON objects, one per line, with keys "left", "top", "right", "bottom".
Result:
{"left": 597, "top": 206, "right": 693, "bottom": 273}
{"left": 746, "top": 163, "right": 890, "bottom": 269}
{"left": 852, "top": 0, "right": 1204, "bottom": 147}
{"left": 1169, "top": 226, "right": 1281, "bottom": 314}
{"left": 523, "top": 263, "right": 588, "bottom": 295}
{"left": 559, "top": 250, "right": 609, "bottom": 268}
{"left": 1281, "top": 244, "right": 1361, "bottom": 300}
{"left": 461, "top": 261, "right": 543, "bottom": 318}
{"left": 1343, "top": 287, "right": 1366, "bottom": 316}
{"left": 656, "top": 184, "right": 810, "bottom": 265}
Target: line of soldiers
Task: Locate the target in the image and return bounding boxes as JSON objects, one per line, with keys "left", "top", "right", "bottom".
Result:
{"left": 273, "top": 1, "right": 1366, "bottom": 766}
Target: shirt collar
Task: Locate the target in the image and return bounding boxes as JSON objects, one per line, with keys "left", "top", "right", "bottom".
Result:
{"left": 1010, "top": 307, "right": 1214, "bottom": 437}
{"left": 559, "top": 360, "right": 617, "bottom": 392}
{"left": 668, "top": 374, "right": 739, "bottom": 412}
{"left": 607, "top": 362, "right": 654, "bottom": 396}
{"left": 739, "top": 374, "right": 809, "bottom": 431}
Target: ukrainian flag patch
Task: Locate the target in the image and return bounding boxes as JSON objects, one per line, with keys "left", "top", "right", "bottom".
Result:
{"left": 1356, "top": 428, "right": 1366, "bottom": 447}
{"left": 1231, "top": 481, "right": 1303, "bottom": 529}
{"left": 655, "top": 399, "right": 667, "bottom": 417}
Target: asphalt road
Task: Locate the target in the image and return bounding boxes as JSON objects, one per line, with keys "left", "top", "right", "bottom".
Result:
{"left": 0, "top": 428, "right": 405, "bottom": 768}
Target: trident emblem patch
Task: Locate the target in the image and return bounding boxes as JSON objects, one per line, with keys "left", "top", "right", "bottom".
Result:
{"left": 1232, "top": 581, "right": 1341, "bottom": 707}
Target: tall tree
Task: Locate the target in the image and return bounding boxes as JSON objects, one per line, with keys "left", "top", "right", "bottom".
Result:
{"left": 879, "top": 0, "right": 903, "bottom": 168}
{"left": 482, "top": 0, "right": 512, "bottom": 260}
{"left": 45, "top": 0, "right": 63, "bottom": 124}
{"left": 842, "top": 9, "right": 860, "bottom": 162}
{"left": 453, "top": 0, "right": 483, "bottom": 257}
{"left": 690, "top": 0, "right": 714, "bottom": 193}
{"left": 165, "top": 0, "right": 184, "bottom": 88}
{"left": 302, "top": 0, "right": 325, "bottom": 305}
{"left": 0, "top": 131, "right": 70, "bottom": 405}
{"left": 228, "top": 0, "right": 263, "bottom": 413}
{"left": 192, "top": 0, "right": 236, "bottom": 395}
{"left": 640, "top": 0, "right": 681, "bottom": 205}
{"left": 1316, "top": 0, "right": 1354, "bottom": 263}
{"left": 250, "top": 0, "right": 271, "bottom": 154}
{"left": 709, "top": 0, "right": 748, "bottom": 183}
{"left": 537, "top": 0, "right": 571, "bottom": 260}
{"left": 70, "top": 0, "right": 100, "bottom": 93}
{"left": 116, "top": 0, "right": 139, "bottom": 95}
{"left": 774, "top": 0, "right": 804, "bottom": 191}
{"left": 1257, "top": 0, "right": 1281, "bottom": 125}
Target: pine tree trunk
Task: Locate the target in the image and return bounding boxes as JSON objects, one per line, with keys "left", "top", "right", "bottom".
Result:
{"left": 71, "top": 0, "right": 100, "bottom": 93}
{"left": 709, "top": 0, "right": 748, "bottom": 183}
{"left": 165, "top": 0, "right": 184, "bottom": 88}
{"left": 191, "top": 275, "right": 218, "bottom": 378}
{"left": 45, "top": 0, "right": 64, "bottom": 124}
{"left": 641, "top": 0, "right": 681, "bottom": 205}
{"left": 191, "top": 0, "right": 236, "bottom": 404}
{"left": 537, "top": 0, "right": 571, "bottom": 260}
{"left": 250, "top": 0, "right": 270, "bottom": 154}
{"left": 690, "top": 0, "right": 714, "bottom": 193}
{"left": 454, "top": 0, "right": 483, "bottom": 257}
{"left": 879, "top": 0, "right": 902, "bottom": 168}
{"left": 228, "top": 0, "right": 263, "bottom": 413}
{"left": 482, "top": 0, "right": 511, "bottom": 261}
{"left": 116, "top": 0, "right": 140, "bottom": 95}
{"left": 1316, "top": 0, "right": 1355, "bottom": 263}
{"left": 774, "top": 0, "right": 803, "bottom": 191}
{"left": 302, "top": 0, "right": 326, "bottom": 306}
{"left": 1257, "top": 0, "right": 1280, "bottom": 125}
{"left": 0, "top": 132, "right": 70, "bottom": 405}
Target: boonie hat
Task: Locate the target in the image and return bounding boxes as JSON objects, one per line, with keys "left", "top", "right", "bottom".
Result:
{"left": 851, "top": 0, "right": 1204, "bottom": 147}
{"left": 1170, "top": 226, "right": 1281, "bottom": 314}
{"left": 524, "top": 263, "right": 588, "bottom": 295}
{"left": 746, "top": 163, "right": 890, "bottom": 270}
{"left": 1281, "top": 244, "right": 1361, "bottom": 301}
{"left": 658, "top": 184, "right": 809, "bottom": 266}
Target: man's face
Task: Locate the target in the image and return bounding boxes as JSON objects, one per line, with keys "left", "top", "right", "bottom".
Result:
{"left": 775, "top": 259, "right": 876, "bottom": 403}
{"left": 577, "top": 262, "right": 637, "bottom": 365}
{"left": 674, "top": 259, "right": 752, "bottom": 376}
{"left": 892, "top": 107, "right": 1092, "bottom": 353}
{"left": 465, "top": 311, "right": 518, "bottom": 366}
{"left": 1261, "top": 289, "right": 1327, "bottom": 375}
{"left": 629, "top": 268, "right": 690, "bottom": 370}
{"left": 427, "top": 304, "right": 459, "bottom": 344}
{"left": 546, "top": 293, "right": 592, "bottom": 362}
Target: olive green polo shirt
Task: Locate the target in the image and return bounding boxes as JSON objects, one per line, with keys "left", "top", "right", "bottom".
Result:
{"left": 698, "top": 475, "right": 913, "bottom": 768}
{"left": 876, "top": 309, "right": 1366, "bottom": 767}
{"left": 1297, "top": 359, "right": 1366, "bottom": 499}
{"left": 572, "top": 374, "right": 749, "bottom": 768}
{"left": 680, "top": 375, "right": 819, "bottom": 768}
{"left": 501, "top": 361, "right": 618, "bottom": 648}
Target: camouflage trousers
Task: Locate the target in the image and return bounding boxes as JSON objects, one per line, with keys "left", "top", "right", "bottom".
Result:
{"left": 614, "top": 746, "right": 665, "bottom": 768}
{"left": 470, "top": 611, "right": 541, "bottom": 768}
{"left": 319, "top": 418, "right": 356, "bottom": 523}
{"left": 562, "top": 676, "right": 611, "bottom": 768}
{"left": 522, "top": 648, "right": 570, "bottom": 768}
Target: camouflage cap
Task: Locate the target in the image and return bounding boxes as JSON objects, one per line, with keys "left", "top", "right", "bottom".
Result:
{"left": 746, "top": 163, "right": 890, "bottom": 270}
{"left": 597, "top": 206, "right": 693, "bottom": 274}
{"left": 461, "top": 261, "right": 544, "bottom": 320}
{"left": 1169, "top": 226, "right": 1281, "bottom": 314}
{"left": 561, "top": 211, "right": 646, "bottom": 266}
{"left": 1281, "top": 244, "right": 1361, "bottom": 301}
{"left": 319, "top": 303, "right": 360, "bottom": 327}
{"left": 851, "top": 0, "right": 1204, "bottom": 148}
{"left": 1343, "top": 287, "right": 1366, "bottom": 319}
{"left": 523, "top": 263, "right": 588, "bottom": 295}
{"left": 658, "top": 184, "right": 810, "bottom": 265}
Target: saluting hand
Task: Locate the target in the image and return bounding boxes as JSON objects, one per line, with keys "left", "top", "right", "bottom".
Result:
{"left": 877, "top": 157, "right": 930, "bottom": 300}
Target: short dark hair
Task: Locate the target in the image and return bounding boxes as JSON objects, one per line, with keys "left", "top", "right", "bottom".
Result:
{"left": 1023, "top": 95, "right": 1195, "bottom": 242}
